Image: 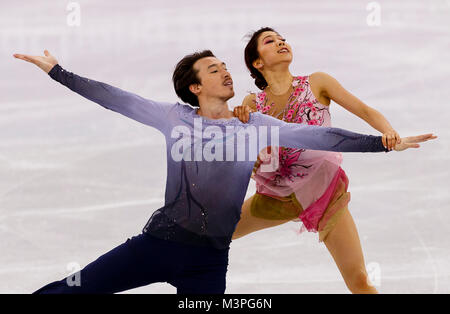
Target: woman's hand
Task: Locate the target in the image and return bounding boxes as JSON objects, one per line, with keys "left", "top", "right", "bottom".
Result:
{"left": 393, "top": 133, "right": 437, "bottom": 151}
{"left": 13, "top": 50, "right": 58, "bottom": 73}
{"left": 382, "top": 129, "right": 401, "bottom": 151}
{"left": 233, "top": 105, "right": 255, "bottom": 123}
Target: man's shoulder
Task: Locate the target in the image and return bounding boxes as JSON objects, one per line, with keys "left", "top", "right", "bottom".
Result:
{"left": 169, "top": 102, "right": 195, "bottom": 114}
{"left": 249, "top": 111, "right": 284, "bottom": 127}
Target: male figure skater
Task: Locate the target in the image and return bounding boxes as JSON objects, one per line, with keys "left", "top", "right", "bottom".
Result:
{"left": 13, "top": 49, "right": 435, "bottom": 294}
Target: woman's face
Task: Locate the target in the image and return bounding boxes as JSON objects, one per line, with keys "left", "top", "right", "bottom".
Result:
{"left": 255, "top": 31, "right": 293, "bottom": 71}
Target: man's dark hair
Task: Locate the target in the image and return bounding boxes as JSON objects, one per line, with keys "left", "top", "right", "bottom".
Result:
{"left": 172, "top": 50, "right": 215, "bottom": 107}
{"left": 244, "top": 27, "right": 277, "bottom": 90}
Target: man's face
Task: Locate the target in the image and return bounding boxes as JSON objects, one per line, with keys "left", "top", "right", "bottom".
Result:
{"left": 191, "top": 56, "right": 234, "bottom": 102}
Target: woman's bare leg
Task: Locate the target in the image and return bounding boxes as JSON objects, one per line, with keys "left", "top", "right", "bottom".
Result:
{"left": 234, "top": 196, "right": 378, "bottom": 293}
{"left": 232, "top": 195, "right": 292, "bottom": 240}
{"left": 323, "top": 206, "right": 378, "bottom": 294}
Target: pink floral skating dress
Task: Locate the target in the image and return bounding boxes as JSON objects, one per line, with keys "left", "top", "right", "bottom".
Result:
{"left": 251, "top": 75, "right": 351, "bottom": 242}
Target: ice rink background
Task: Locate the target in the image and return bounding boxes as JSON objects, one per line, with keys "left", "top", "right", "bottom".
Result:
{"left": 1, "top": 0, "right": 449, "bottom": 293}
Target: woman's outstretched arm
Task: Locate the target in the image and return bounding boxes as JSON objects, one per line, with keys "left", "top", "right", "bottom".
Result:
{"left": 311, "top": 71, "right": 400, "bottom": 151}
{"left": 13, "top": 50, "right": 174, "bottom": 133}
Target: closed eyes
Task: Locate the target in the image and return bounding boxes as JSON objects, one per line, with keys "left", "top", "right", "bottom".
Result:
{"left": 210, "top": 67, "right": 228, "bottom": 74}
{"left": 264, "top": 38, "right": 287, "bottom": 45}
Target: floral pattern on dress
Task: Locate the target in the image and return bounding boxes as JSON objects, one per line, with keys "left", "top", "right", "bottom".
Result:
{"left": 253, "top": 76, "right": 331, "bottom": 185}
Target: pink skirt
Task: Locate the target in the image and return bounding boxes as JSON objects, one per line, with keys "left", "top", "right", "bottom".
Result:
{"left": 251, "top": 167, "right": 351, "bottom": 242}
{"left": 252, "top": 146, "right": 343, "bottom": 212}
{"left": 298, "top": 167, "right": 350, "bottom": 242}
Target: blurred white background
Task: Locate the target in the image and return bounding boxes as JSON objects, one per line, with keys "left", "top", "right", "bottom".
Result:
{"left": 0, "top": 0, "right": 449, "bottom": 293}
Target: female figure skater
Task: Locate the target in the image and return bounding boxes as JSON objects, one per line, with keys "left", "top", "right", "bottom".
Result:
{"left": 232, "top": 27, "right": 403, "bottom": 294}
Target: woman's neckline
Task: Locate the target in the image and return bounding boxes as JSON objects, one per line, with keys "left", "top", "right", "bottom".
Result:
{"left": 266, "top": 75, "right": 299, "bottom": 96}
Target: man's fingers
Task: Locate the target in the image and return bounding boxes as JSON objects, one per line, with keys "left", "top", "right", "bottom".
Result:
{"left": 13, "top": 54, "right": 36, "bottom": 64}
{"left": 401, "top": 135, "right": 437, "bottom": 148}
{"left": 13, "top": 54, "right": 27, "bottom": 60}
{"left": 418, "top": 133, "right": 435, "bottom": 139}
{"left": 410, "top": 134, "right": 437, "bottom": 143}
{"left": 24, "top": 56, "right": 35, "bottom": 64}
{"left": 14, "top": 51, "right": 56, "bottom": 73}
{"left": 14, "top": 54, "right": 29, "bottom": 60}
{"left": 382, "top": 135, "right": 387, "bottom": 149}
{"left": 396, "top": 133, "right": 437, "bottom": 151}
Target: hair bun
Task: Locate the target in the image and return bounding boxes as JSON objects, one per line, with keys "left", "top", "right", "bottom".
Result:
{"left": 255, "top": 77, "right": 268, "bottom": 90}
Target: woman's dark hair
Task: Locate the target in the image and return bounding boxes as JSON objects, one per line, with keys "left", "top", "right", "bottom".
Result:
{"left": 244, "top": 27, "right": 277, "bottom": 90}
{"left": 172, "top": 50, "right": 215, "bottom": 107}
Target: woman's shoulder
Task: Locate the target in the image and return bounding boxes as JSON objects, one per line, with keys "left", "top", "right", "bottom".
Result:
{"left": 308, "top": 71, "right": 329, "bottom": 77}
{"left": 307, "top": 71, "right": 332, "bottom": 85}
{"left": 306, "top": 72, "right": 332, "bottom": 106}
{"left": 242, "top": 93, "right": 258, "bottom": 110}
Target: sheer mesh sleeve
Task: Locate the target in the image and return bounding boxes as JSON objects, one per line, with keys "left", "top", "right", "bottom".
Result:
{"left": 256, "top": 112, "right": 388, "bottom": 153}
{"left": 48, "top": 64, "right": 174, "bottom": 133}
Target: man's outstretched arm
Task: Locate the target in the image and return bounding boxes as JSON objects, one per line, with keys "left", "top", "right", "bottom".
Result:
{"left": 14, "top": 50, "right": 174, "bottom": 132}
{"left": 256, "top": 113, "right": 436, "bottom": 153}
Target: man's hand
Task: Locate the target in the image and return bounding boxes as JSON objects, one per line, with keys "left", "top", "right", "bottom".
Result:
{"left": 394, "top": 133, "right": 437, "bottom": 151}
{"left": 13, "top": 50, "right": 58, "bottom": 73}
{"left": 233, "top": 105, "right": 255, "bottom": 123}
